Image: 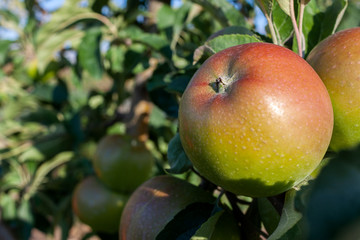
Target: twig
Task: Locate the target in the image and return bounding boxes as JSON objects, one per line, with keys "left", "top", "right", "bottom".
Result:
{"left": 289, "top": 0, "right": 303, "bottom": 57}
{"left": 298, "top": 0, "right": 306, "bottom": 55}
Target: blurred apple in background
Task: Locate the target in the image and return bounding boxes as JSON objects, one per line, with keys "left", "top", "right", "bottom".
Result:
{"left": 307, "top": 27, "right": 360, "bottom": 152}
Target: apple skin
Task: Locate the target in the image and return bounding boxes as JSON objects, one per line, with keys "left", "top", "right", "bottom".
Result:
{"left": 93, "top": 134, "right": 154, "bottom": 193}
{"left": 119, "top": 175, "right": 215, "bottom": 240}
{"left": 179, "top": 42, "right": 333, "bottom": 197}
{"left": 72, "top": 176, "right": 129, "bottom": 234}
{"left": 306, "top": 27, "right": 360, "bottom": 152}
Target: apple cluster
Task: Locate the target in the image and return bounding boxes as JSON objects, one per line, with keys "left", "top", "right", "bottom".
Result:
{"left": 179, "top": 27, "right": 360, "bottom": 198}
{"left": 72, "top": 134, "right": 154, "bottom": 234}
{"left": 75, "top": 27, "right": 360, "bottom": 239}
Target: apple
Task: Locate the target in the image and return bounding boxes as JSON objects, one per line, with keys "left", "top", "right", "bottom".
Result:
{"left": 72, "top": 176, "right": 129, "bottom": 234}
{"left": 306, "top": 27, "right": 360, "bottom": 152}
{"left": 179, "top": 42, "right": 333, "bottom": 197}
{"left": 93, "top": 134, "right": 154, "bottom": 193}
{"left": 119, "top": 175, "right": 215, "bottom": 240}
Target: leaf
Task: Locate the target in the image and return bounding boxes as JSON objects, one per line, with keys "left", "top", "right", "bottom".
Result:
{"left": 258, "top": 198, "right": 281, "bottom": 235}
{"left": 193, "top": 34, "right": 262, "bottom": 64}
{"left": 191, "top": 210, "right": 224, "bottom": 239}
{"left": 36, "top": 4, "right": 89, "bottom": 45}
{"left": 19, "top": 135, "right": 70, "bottom": 163}
{"left": 276, "top": 0, "right": 290, "bottom": 16}
{"left": 272, "top": 1, "right": 293, "bottom": 45}
{"left": 166, "top": 75, "right": 192, "bottom": 95}
{"left": 156, "top": 4, "right": 176, "bottom": 30}
{"left": 166, "top": 133, "right": 193, "bottom": 174}
{"left": 156, "top": 202, "right": 217, "bottom": 240}
{"left": 0, "top": 9, "right": 20, "bottom": 25}
{"left": 24, "top": 151, "right": 74, "bottom": 200}
{"left": 255, "top": 0, "right": 274, "bottom": 16}
{"left": 78, "top": 27, "right": 103, "bottom": 79}
{"left": 190, "top": 0, "right": 246, "bottom": 27}
{"left": 122, "top": 26, "right": 171, "bottom": 59}
{"left": 268, "top": 189, "right": 303, "bottom": 240}
{"left": 300, "top": 146, "right": 360, "bottom": 240}
{"left": 0, "top": 193, "right": 17, "bottom": 220}
{"left": 337, "top": 0, "right": 360, "bottom": 31}
{"left": 0, "top": 40, "right": 12, "bottom": 65}
{"left": 192, "top": 210, "right": 240, "bottom": 240}
{"left": 17, "top": 199, "right": 34, "bottom": 224}
{"left": 106, "top": 45, "right": 126, "bottom": 73}
{"left": 170, "top": 2, "right": 192, "bottom": 50}
{"left": 36, "top": 29, "right": 84, "bottom": 73}
{"left": 52, "top": 79, "right": 69, "bottom": 107}
{"left": 299, "top": 0, "right": 349, "bottom": 55}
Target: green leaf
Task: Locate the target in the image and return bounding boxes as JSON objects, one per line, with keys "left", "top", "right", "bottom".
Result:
{"left": 156, "top": 202, "right": 217, "bottom": 240}
{"left": 258, "top": 198, "right": 281, "bottom": 235}
{"left": 300, "top": 146, "right": 360, "bottom": 240}
{"left": 192, "top": 210, "right": 240, "bottom": 240}
{"left": 190, "top": 0, "right": 247, "bottom": 27}
{"left": 19, "top": 135, "right": 70, "bottom": 163}
{"left": 122, "top": 26, "right": 171, "bottom": 59}
{"left": 192, "top": 210, "right": 224, "bottom": 239}
{"left": 166, "top": 75, "right": 192, "bottom": 95}
{"left": 255, "top": 0, "right": 274, "bottom": 16}
{"left": 272, "top": 1, "right": 293, "bottom": 45}
{"left": 166, "top": 133, "right": 193, "bottom": 174}
{"left": 193, "top": 34, "right": 262, "bottom": 64}
{"left": 276, "top": 0, "right": 290, "bottom": 16}
{"left": 337, "top": 0, "right": 360, "bottom": 31}
{"left": 78, "top": 27, "right": 103, "bottom": 79}
{"left": 36, "top": 29, "right": 84, "bottom": 73}
{"left": 268, "top": 189, "right": 303, "bottom": 240}
{"left": 0, "top": 40, "right": 12, "bottom": 65}
{"left": 0, "top": 9, "right": 20, "bottom": 24}
{"left": 24, "top": 151, "right": 74, "bottom": 200}
{"left": 0, "top": 193, "right": 17, "bottom": 220}
{"left": 157, "top": 5, "right": 176, "bottom": 30}
{"left": 17, "top": 199, "right": 34, "bottom": 224}
{"left": 106, "top": 45, "right": 126, "bottom": 73}
{"left": 36, "top": 4, "right": 88, "bottom": 46}
{"left": 298, "top": 0, "right": 349, "bottom": 55}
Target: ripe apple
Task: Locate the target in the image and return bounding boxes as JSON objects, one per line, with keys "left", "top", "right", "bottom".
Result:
{"left": 93, "top": 134, "right": 154, "bottom": 193}
{"left": 179, "top": 42, "right": 333, "bottom": 197}
{"left": 72, "top": 176, "right": 129, "bottom": 234}
{"left": 307, "top": 27, "right": 360, "bottom": 152}
{"left": 119, "top": 175, "right": 215, "bottom": 240}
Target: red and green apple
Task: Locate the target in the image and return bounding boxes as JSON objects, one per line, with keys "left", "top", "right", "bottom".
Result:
{"left": 179, "top": 42, "right": 333, "bottom": 197}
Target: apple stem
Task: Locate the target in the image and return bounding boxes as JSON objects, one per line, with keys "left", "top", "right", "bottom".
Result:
{"left": 290, "top": 0, "right": 303, "bottom": 58}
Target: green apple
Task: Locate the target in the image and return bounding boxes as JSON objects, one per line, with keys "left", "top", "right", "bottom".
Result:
{"left": 72, "top": 176, "right": 129, "bottom": 234}
{"left": 93, "top": 134, "right": 154, "bottom": 193}
{"left": 179, "top": 42, "right": 333, "bottom": 197}
{"left": 119, "top": 175, "right": 215, "bottom": 240}
{"left": 307, "top": 27, "right": 360, "bottom": 152}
